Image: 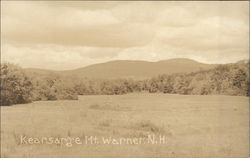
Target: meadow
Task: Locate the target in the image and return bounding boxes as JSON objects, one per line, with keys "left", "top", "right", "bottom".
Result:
{"left": 1, "top": 93, "right": 249, "bottom": 158}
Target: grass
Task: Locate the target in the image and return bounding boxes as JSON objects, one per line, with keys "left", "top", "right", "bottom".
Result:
{"left": 133, "top": 120, "right": 165, "bottom": 134}
{"left": 99, "top": 119, "right": 112, "bottom": 127}
{"left": 89, "top": 102, "right": 131, "bottom": 111}
{"left": 1, "top": 93, "right": 249, "bottom": 158}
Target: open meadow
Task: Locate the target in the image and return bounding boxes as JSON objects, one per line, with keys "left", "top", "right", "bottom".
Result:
{"left": 1, "top": 94, "right": 249, "bottom": 158}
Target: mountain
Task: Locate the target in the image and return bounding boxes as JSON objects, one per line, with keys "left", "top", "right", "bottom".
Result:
{"left": 25, "top": 58, "right": 217, "bottom": 79}
{"left": 62, "top": 58, "right": 216, "bottom": 79}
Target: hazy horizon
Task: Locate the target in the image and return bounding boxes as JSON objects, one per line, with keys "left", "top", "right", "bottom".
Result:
{"left": 1, "top": 1, "right": 249, "bottom": 70}
{"left": 10, "top": 57, "right": 247, "bottom": 71}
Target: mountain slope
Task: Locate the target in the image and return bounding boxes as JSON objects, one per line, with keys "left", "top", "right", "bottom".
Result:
{"left": 25, "top": 58, "right": 219, "bottom": 79}
{"left": 61, "top": 58, "right": 217, "bottom": 79}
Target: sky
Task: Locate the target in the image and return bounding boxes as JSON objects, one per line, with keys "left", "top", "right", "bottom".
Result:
{"left": 1, "top": 1, "right": 249, "bottom": 70}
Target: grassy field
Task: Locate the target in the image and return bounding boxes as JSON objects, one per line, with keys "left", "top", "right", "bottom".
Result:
{"left": 1, "top": 94, "right": 249, "bottom": 158}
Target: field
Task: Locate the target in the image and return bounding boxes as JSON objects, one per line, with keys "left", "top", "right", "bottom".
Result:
{"left": 1, "top": 94, "right": 249, "bottom": 158}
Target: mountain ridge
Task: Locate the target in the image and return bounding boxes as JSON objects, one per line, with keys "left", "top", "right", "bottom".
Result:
{"left": 25, "top": 58, "right": 220, "bottom": 79}
{"left": 25, "top": 58, "right": 250, "bottom": 79}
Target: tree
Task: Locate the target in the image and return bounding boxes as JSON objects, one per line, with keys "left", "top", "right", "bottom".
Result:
{"left": 0, "top": 63, "right": 33, "bottom": 105}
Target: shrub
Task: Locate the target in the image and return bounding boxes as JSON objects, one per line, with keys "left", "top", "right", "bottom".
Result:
{"left": 0, "top": 63, "right": 33, "bottom": 105}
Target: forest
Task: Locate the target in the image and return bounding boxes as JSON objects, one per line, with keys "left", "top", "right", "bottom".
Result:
{"left": 1, "top": 61, "right": 249, "bottom": 106}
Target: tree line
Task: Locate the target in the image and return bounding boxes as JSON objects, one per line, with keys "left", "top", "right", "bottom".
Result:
{"left": 1, "top": 61, "right": 249, "bottom": 105}
{"left": 72, "top": 62, "right": 249, "bottom": 96}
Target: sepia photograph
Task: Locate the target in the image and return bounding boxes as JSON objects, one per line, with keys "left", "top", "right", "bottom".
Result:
{"left": 0, "top": 1, "right": 249, "bottom": 158}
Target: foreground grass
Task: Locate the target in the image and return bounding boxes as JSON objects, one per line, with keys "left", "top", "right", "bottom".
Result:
{"left": 1, "top": 93, "right": 249, "bottom": 158}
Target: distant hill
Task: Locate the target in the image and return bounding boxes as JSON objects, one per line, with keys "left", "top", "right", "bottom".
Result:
{"left": 25, "top": 58, "right": 218, "bottom": 79}
{"left": 63, "top": 58, "right": 216, "bottom": 79}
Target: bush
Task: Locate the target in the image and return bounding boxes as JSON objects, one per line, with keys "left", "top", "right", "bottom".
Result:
{"left": 57, "top": 88, "right": 78, "bottom": 100}
{"left": 0, "top": 63, "right": 33, "bottom": 105}
{"left": 31, "top": 77, "right": 78, "bottom": 101}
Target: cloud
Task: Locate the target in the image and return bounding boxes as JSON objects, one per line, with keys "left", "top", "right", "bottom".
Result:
{"left": 1, "top": 1, "right": 154, "bottom": 48}
{"left": 158, "top": 16, "right": 249, "bottom": 51}
{"left": 156, "top": 7, "right": 198, "bottom": 27}
{"left": 1, "top": 44, "right": 121, "bottom": 70}
{"left": 1, "top": 1, "right": 249, "bottom": 70}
